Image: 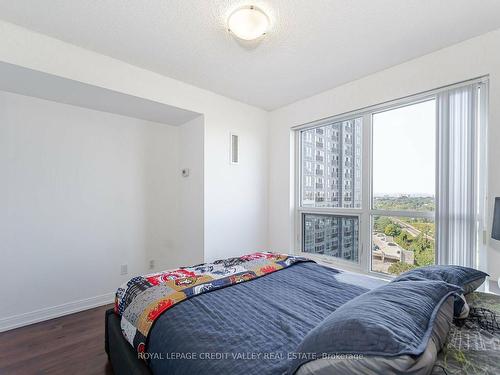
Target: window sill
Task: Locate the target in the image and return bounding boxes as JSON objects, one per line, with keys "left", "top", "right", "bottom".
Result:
{"left": 297, "top": 251, "right": 393, "bottom": 282}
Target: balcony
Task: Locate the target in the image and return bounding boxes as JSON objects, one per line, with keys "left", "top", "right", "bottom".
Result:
{"left": 316, "top": 155, "right": 324, "bottom": 162}
{"left": 316, "top": 142, "right": 324, "bottom": 148}
{"left": 303, "top": 152, "right": 314, "bottom": 160}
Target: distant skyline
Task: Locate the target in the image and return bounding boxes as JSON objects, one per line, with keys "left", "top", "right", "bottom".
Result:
{"left": 373, "top": 99, "right": 436, "bottom": 196}
{"left": 373, "top": 193, "right": 435, "bottom": 198}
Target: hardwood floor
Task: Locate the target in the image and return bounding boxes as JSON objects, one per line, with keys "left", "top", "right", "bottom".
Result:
{"left": 0, "top": 304, "right": 115, "bottom": 375}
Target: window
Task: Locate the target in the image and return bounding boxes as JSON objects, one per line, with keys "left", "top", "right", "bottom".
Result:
{"left": 301, "top": 118, "right": 362, "bottom": 209}
{"left": 303, "top": 214, "right": 359, "bottom": 262}
{"left": 299, "top": 118, "right": 362, "bottom": 263}
{"left": 296, "top": 79, "right": 488, "bottom": 276}
{"left": 371, "top": 100, "right": 436, "bottom": 274}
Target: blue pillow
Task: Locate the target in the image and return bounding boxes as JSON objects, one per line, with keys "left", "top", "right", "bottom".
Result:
{"left": 392, "top": 265, "right": 488, "bottom": 294}
{"left": 288, "top": 280, "right": 461, "bottom": 374}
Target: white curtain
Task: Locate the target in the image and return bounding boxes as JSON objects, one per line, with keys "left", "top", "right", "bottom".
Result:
{"left": 437, "top": 83, "right": 484, "bottom": 268}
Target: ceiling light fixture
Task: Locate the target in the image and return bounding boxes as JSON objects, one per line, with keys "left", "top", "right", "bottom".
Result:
{"left": 227, "top": 5, "right": 270, "bottom": 41}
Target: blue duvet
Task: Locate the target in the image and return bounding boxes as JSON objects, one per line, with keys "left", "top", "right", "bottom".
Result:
{"left": 147, "top": 262, "right": 384, "bottom": 374}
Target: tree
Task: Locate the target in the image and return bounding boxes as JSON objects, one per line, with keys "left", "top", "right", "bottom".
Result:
{"left": 388, "top": 261, "right": 416, "bottom": 275}
{"left": 415, "top": 249, "right": 434, "bottom": 266}
{"left": 409, "top": 231, "right": 435, "bottom": 267}
{"left": 384, "top": 223, "right": 401, "bottom": 237}
{"left": 410, "top": 233, "right": 431, "bottom": 253}
{"left": 374, "top": 216, "right": 392, "bottom": 232}
{"left": 395, "top": 231, "right": 412, "bottom": 249}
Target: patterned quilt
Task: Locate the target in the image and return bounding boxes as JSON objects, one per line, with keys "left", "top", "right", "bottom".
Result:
{"left": 115, "top": 252, "right": 311, "bottom": 353}
{"left": 433, "top": 292, "right": 500, "bottom": 375}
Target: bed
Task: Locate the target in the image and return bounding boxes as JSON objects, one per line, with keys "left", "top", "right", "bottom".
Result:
{"left": 104, "top": 252, "right": 499, "bottom": 375}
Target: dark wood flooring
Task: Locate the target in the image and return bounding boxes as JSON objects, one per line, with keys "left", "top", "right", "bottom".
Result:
{"left": 0, "top": 304, "right": 114, "bottom": 375}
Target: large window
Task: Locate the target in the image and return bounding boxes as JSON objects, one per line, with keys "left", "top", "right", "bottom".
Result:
{"left": 296, "top": 79, "right": 488, "bottom": 276}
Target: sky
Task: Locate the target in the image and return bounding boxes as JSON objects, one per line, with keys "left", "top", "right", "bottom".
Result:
{"left": 372, "top": 99, "right": 436, "bottom": 196}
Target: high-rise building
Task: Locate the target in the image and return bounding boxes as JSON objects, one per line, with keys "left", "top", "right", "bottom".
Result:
{"left": 301, "top": 118, "right": 362, "bottom": 261}
{"left": 303, "top": 215, "right": 359, "bottom": 262}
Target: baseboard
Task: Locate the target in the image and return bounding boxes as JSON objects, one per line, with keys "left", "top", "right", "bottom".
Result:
{"left": 0, "top": 292, "right": 115, "bottom": 332}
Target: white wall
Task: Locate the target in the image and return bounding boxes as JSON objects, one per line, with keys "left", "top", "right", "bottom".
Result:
{"left": 203, "top": 109, "right": 269, "bottom": 261}
{"left": 0, "top": 20, "right": 269, "bottom": 264}
{"left": 0, "top": 90, "right": 187, "bottom": 328}
{"left": 268, "top": 28, "right": 500, "bottom": 280}
{"left": 178, "top": 116, "right": 205, "bottom": 266}
{"left": 0, "top": 21, "right": 269, "bottom": 327}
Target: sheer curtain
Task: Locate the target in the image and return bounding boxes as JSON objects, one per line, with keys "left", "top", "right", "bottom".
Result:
{"left": 436, "top": 82, "right": 487, "bottom": 269}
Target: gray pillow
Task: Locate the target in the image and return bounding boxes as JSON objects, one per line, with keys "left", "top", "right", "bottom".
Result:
{"left": 289, "top": 280, "right": 460, "bottom": 375}
{"left": 392, "top": 265, "right": 488, "bottom": 294}
{"left": 392, "top": 265, "right": 488, "bottom": 319}
{"left": 295, "top": 296, "right": 454, "bottom": 375}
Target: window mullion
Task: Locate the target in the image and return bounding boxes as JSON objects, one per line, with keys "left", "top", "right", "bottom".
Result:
{"left": 369, "top": 210, "right": 435, "bottom": 219}
{"left": 360, "top": 112, "right": 372, "bottom": 272}
{"left": 297, "top": 207, "right": 363, "bottom": 215}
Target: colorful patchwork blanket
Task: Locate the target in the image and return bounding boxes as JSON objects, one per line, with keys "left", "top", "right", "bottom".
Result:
{"left": 115, "top": 252, "right": 311, "bottom": 353}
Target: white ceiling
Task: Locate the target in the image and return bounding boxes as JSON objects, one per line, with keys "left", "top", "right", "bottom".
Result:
{"left": 0, "top": 1, "right": 500, "bottom": 110}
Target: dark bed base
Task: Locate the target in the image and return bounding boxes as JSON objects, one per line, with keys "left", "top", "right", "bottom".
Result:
{"left": 105, "top": 309, "right": 151, "bottom": 375}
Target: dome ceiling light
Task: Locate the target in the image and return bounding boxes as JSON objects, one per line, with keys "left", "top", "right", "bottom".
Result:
{"left": 227, "top": 5, "right": 270, "bottom": 41}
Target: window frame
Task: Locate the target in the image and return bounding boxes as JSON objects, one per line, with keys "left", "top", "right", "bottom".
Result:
{"left": 301, "top": 212, "right": 361, "bottom": 263}
{"left": 369, "top": 98, "right": 437, "bottom": 274}
{"left": 294, "top": 77, "right": 488, "bottom": 277}
{"left": 295, "top": 111, "right": 370, "bottom": 273}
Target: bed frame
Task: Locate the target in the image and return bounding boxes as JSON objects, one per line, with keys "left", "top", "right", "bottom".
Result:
{"left": 105, "top": 309, "right": 151, "bottom": 375}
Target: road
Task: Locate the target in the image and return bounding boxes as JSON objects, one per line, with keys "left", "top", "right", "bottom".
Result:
{"left": 391, "top": 217, "right": 434, "bottom": 241}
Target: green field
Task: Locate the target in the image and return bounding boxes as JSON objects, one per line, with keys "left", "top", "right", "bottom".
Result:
{"left": 374, "top": 196, "right": 435, "bottom": 212}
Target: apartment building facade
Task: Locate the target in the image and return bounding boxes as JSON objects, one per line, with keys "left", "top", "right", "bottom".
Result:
{"left": 301, "top": 118, "right": 362, "bottom": 261}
